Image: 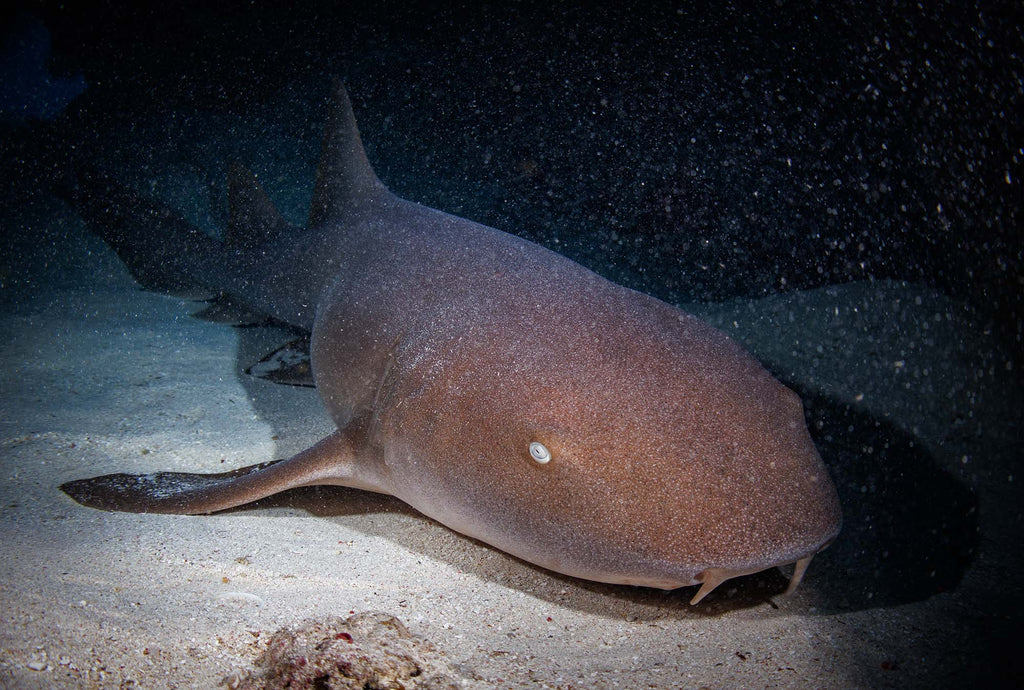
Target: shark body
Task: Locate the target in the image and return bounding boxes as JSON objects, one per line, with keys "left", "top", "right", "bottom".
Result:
{"left": 61, "top": 82, "right": 841, "bottom": 604}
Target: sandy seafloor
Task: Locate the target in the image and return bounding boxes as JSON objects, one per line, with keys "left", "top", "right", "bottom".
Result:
{"left": 1, "top": 2, "right": 1023, "bottom": 688}
{"left": 0, "top": 197, "right": 1021, "bottom": 688}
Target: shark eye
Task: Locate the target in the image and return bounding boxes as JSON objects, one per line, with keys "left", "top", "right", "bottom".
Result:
{"left": 529, "top": 442, "right": 551, "bottom": 464}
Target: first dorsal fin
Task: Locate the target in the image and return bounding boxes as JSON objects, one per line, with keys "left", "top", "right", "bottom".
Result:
{"left": 226, "top": 163, "right": 294, "bottom": 249}
{"left": 308, "top": 80, "right": 388, "bottom": 227}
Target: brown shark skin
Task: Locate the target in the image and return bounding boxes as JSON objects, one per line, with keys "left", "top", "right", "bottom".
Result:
{"left": 61, "top": 82, "right": 841, "bottom": 603}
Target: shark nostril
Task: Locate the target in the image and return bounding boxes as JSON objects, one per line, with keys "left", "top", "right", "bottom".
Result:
{"left": 782, "top": 554, "right": 815, "bottom": 596}
{"left": 690, "top": 567, "right": 737, "bottom": 605}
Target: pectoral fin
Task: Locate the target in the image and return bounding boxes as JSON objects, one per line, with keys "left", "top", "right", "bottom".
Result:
{"left": 60, "top": 426, "right": 377, "bottom": 515}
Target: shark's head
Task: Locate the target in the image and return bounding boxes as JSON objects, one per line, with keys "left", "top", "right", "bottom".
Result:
{"left": 371, "top": 278, "right": 842, "bottom": 604}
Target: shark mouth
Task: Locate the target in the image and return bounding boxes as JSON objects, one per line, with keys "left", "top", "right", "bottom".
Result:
{"left": 690, "top": 554, "right": 815, "bottom": 605}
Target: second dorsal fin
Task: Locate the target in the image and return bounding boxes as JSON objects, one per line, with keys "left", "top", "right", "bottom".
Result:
{"left": 226, "top": 163, "right": 294, "bottom": 249}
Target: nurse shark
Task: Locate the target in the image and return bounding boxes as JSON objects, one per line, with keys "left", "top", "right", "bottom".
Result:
{"left": 61, "top": 81, "right": 841, "bottom": 605}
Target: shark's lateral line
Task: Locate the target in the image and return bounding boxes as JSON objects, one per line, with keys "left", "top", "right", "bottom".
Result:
{"left": 61, "top": 82, "right": 842, "bottom": 605}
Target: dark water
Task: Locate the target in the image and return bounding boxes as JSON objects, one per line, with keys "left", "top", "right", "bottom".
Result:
{"left": 2, "top": 0, "right": 1021, "bottom": 686}
{"left": 5, "top": 1, "right": 1021, "bottom": 327}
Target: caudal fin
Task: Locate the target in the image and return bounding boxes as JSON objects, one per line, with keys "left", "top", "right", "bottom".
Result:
{"left": 65, "top": 166, "right": 222, "bottom": 298}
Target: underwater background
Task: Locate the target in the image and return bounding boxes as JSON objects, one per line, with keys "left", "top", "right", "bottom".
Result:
{"left": 1, "top": 1, "right": 1021, "bottom": 687}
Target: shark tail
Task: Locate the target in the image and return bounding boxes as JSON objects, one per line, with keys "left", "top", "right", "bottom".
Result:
{"left": 64, "top": 161, "right": 300, "bottom": 325}
{"left": 64, "top": 80, "right": 380, "bottom": 303}
{"left": 64, "top": 166, "right": 224, "bottom": 298}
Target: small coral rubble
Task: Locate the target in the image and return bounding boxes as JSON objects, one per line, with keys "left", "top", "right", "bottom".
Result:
{"left": 229, "top": 612, "right": 466, "bottom": 690}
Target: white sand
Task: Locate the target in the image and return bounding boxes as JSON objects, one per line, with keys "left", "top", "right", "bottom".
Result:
{"left": 1, "top": 199, "right": 1019, "bottom": 688}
